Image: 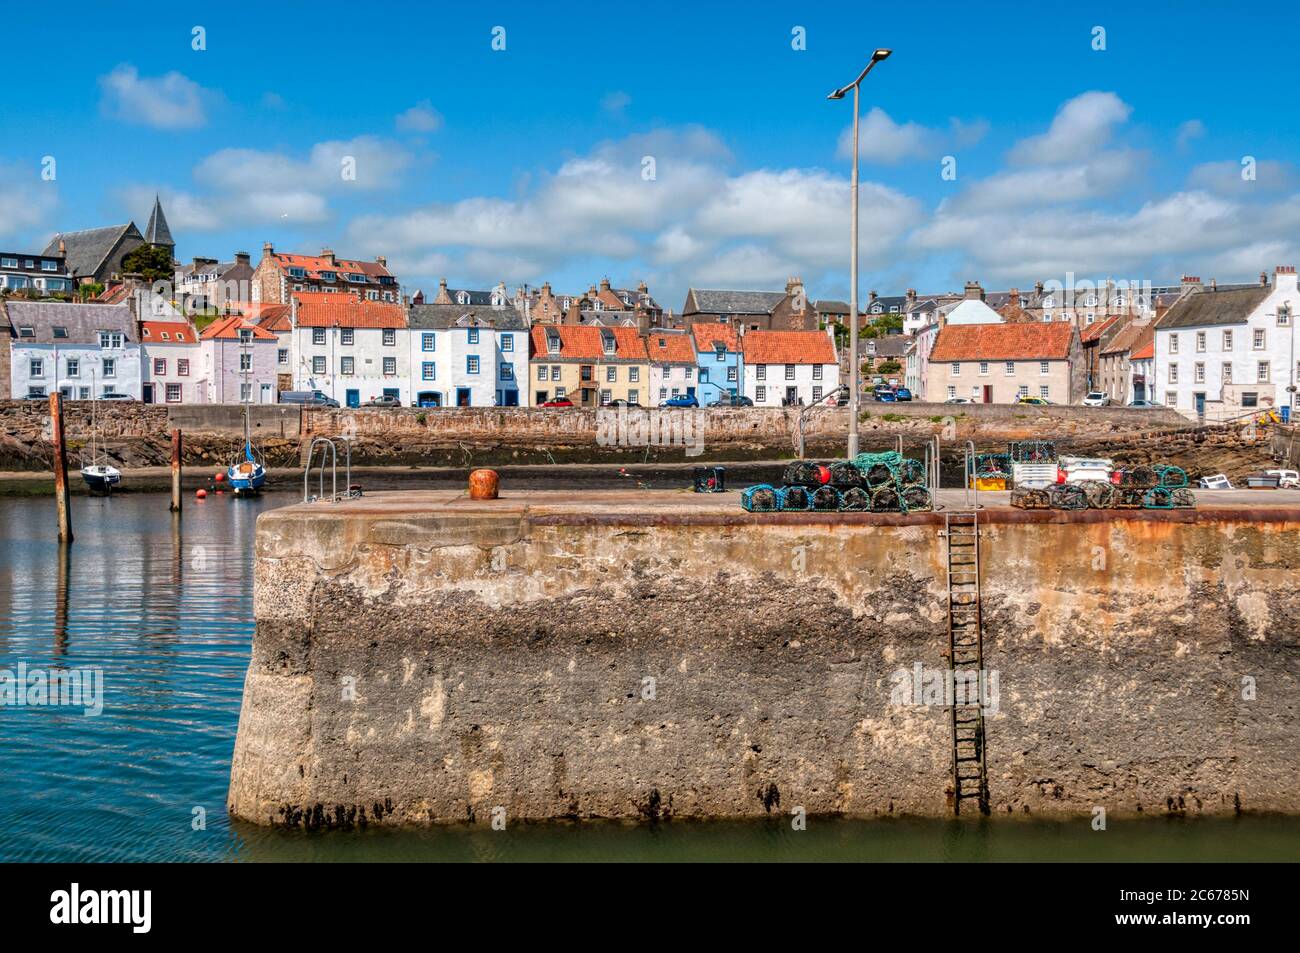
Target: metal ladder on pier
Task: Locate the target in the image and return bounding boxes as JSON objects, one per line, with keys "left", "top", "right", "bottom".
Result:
{"left": 944, "top": 508, "right": 990, "bottom": 815}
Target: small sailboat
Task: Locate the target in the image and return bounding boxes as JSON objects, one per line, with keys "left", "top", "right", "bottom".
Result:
{"left": 80, "top": 382, "right": 121, "bottom": 493}
{"left": 226, "top": 406, "right": 266, "bottom": 496}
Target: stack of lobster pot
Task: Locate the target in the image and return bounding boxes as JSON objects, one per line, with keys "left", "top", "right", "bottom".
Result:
{"left": 740, "top": 454, "right": 931, "bottom": 513}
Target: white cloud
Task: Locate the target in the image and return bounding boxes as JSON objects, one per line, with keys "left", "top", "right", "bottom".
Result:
{"left": 601, "top": 91, "right": 631, "bottom": 117}
{"left": 0, "top": 161, "right": 57, "bottom": 239}
{"left": 196, "top": 136, "right": 410, "bottom": 193}
{"left": 396, "top": 100, "right": 443, "bottom": 134}
{"left": 99, "top": 64, "right": 208, "bottom": 130}
{"left": 1176, "top": 119, "right": 1205, "bottom": 151}
{"left": 949, "top": 150, "right": 1144, "bottom": 212}
{"left": 1009, "top": 91, "right": 1132, "bottom": 165}
{"left": 261, "top": 92, "right": 287, "bottom": 111}
{"left": 837, "top": 110, "right": 990, "bottom": 164}
{"left": 1187, "top": 159, "right": 1296, "bottom": 195}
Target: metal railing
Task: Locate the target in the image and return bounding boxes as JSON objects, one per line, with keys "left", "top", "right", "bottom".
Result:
{"left": 302, "top": 436, "right": 359, "bottom": 503}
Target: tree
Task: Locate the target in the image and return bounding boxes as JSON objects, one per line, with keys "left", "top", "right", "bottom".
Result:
{"left": 877, "top": 359, "right": 902, "bottom": 375}
{"left": 120, "top": 244, "right": 175, "bottom": 284}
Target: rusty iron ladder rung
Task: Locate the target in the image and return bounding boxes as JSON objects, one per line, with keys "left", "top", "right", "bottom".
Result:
{"left": 944, "top": 510, "right": 990, "bottom": 816}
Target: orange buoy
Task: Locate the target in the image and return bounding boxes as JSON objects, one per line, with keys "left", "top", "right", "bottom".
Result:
{"left": 196, "top": 489, "right": 207, "bottom": 499}
{"left": 214, "top": 471, "right": 225, "bottom": 482}
{"left": 468, "top": 468, "right": 499, "bottom": 500}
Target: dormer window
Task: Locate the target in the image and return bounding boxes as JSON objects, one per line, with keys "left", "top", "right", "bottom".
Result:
{"left": 490, "top": 291, "right": 504, "bottom": 307}
{"left": 319, "top": 271, "right": 336, "bottom": 282}
{"left": 288, "top": 267, "right": 307, "bottom": 279}
{"left": 546, "top": 330, "right": 561, "bottom": 354}
{"left": 600, "top": 329, "right": 616, "bottom": 354}
{"left": 1043, "top": 295, "right": 1055, "bottom": 308}
{"left": 457, "top": 291, "right": 470, "bottom": 305}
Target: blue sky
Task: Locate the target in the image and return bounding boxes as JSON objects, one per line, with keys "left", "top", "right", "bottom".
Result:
{"left": 2, "top": 0, "right": 1297, "bottom": 310}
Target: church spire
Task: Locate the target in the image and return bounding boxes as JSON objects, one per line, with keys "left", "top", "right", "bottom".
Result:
{"left": 143, "top": 195, "right": 174, "bottom": 248}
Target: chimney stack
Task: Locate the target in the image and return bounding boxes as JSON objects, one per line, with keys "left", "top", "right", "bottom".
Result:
{"left": 964, "top": 280, "right": 985, "bottom": 301}
{"left": 320, "top": 248, "right": 336, "bottom": 265}
{"left": 234, "top": 251, "right": 250, "bottom": 266}
{"left": 1034, "top": 280, "right": 1044, "bottom": 295}
{"left": 1180, "top": 274, "right": 1203, "bottom": 293}
{"left": 1275, "top": 265, "right": 1298, "bottom": 293}
{"left": 262, "top": 241, "right": 274, "bottom": 258}
{"left": 376, "top": 255, "right": 387, "bottom": 268}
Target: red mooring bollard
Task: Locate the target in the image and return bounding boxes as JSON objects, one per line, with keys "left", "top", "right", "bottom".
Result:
{"left": 468, "top": 468, "right": 499, "bottom": 500}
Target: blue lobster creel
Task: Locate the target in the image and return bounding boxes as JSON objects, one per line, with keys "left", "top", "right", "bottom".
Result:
{"left": 741, "top": 484, "right": 779, "bottom": 512}
{"left": 1154, "top": 465, "right": 1188, "bottom": 488}
{"left": 778, "top": 485, "right": 812, "bottom": 511}
{"left": 1143, "top": 486, "right": 1174, "bottom": 509}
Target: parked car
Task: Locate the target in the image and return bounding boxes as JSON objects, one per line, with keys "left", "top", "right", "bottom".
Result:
{"left": 661, "top": 394, "right": 699, "bottom": 408}
{"left": 707, "top": 394, "right": 754, "bottom": 407}
{"left": 873, "top": 391, "right": 898, "bottom": 402}
{"left": 97, "top": 393, "right": 135, "bottom": 401}
{"left": 1265, "top": 469, "right": 1300, "bottom": 488}
{"left": 1082, "top": 392, "right": 1111, "bottom": 407}
{"left": 1016, "top": 395, "right": 1051, "bottom": 405}
{"left": 1199, "top": 473, "right": 1233, "bottom": 489}
{"left": 362, "top": 395, "right": 401, "bottom": 408}
{"left": 281, "top": 390, "right": 340, "bottom": 408}
{"left": 605, "top": 399, "right": 641, "bottom": 408}
{"left": 1126, "top": 399, "right": 1162, "bottom": 408}
{"left": 944, "top": 397, "right": 973, "bottom": 404}
{"left": 540, "top": 397, "right": 574, "bottom": 408}
{"left": 894, "top": 387, "right": 913, "bottom": 401}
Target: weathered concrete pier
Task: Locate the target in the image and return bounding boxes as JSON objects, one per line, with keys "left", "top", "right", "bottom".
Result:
{"left": 229, "top": 489, "right": 1300, "bottom": 827}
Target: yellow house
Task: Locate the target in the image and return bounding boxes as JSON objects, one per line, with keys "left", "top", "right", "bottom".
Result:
{"left": 529, "top": 325, "right": 650, "bottom": 406}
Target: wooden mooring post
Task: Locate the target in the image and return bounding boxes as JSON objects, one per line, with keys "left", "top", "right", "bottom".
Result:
{"left": 49, "top": 392, "right": 73, "bottom": 544}
{"left": 170, "top": 429, "right": 183, "bottom": 513}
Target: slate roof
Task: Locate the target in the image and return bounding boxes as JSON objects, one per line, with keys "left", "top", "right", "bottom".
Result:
{"left": 1155, "top": 286, "right": 1271, "bottom": 330}
{"left": 864, "top": 335, "right": 913, "bottom": 358}
{"left": 143, "top": 197, "right": 174, "bottom": 247}
{"left": 6, "top": 301, "right": 137, "bottom": 344}
{"left": 930, "top": 322, "right": 1075, "bottom": 362}
{"left": 42, "top": 223, "right": 142, "bottom": 279}
{"left": 815, "top": 299, "right": 851, "bottom": 315}
{"left": 1100, "top": 320, "right": 1154, "bottom": 357}
{"left": 687, "top": 289, "right": 787, "bottom": 315}
{"left": 408, "top": 303, "right": 527, "bottom": 331}
{"left": 742, "top": 330, "right": 837, "bottom": 365}
{"left": 442, "top": 288, "right": 496, "bottom": 306}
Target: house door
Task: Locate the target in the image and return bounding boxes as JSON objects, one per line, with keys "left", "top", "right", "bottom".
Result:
{"left": 500, "top": 389, "right": 519, "bottom": 407}
{"left": 416, "top": 391, "right": 442, "bottom": 407}
{"left": 142, "top": 383, "right": 155, "bottom": 404}
{"left": 686, "top": 386, "right": 696, "bottom": 399}
{"left": 785, "top": 386, "right": 798, "bottom": 405}
{"left": 346, "top": 389, "right": 360, "bottom": 408}
{"left": 1194, "top": 392, "right": 1206, "bottom": 417}
{"left": 983, "top": 385, "right": 993, "bottom": 403}
{"left": 260, "top": 383, "right": 273, "bottom": 404}
{"left": 456, "top": 388, "right": 471, "bottom": 407}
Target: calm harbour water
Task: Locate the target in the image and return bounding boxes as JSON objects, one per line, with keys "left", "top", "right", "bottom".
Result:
{"left": 1, "top": 491, "right": 1297, "bottom": 862}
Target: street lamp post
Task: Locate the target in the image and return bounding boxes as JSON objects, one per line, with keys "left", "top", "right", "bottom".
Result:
{"left": 829, "top": 48, "right": 891, "bottom": 461}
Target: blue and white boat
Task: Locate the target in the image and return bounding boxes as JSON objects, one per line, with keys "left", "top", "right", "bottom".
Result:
{"left": 226, "top": 408, "right": 266, "bottom": 496}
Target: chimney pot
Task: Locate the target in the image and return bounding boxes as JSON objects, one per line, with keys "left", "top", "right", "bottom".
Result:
{"left": 262, "top": 242, "right": 274, "bottom": 256}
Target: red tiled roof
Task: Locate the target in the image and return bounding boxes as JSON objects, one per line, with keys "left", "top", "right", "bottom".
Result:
{"left": 293, "top": 292, "right": 406, "bottom": 329}
{"left": 644, "top": 332, "right": 696, "bottom": 364}
{"left": 200, "top": 315, "right": 278, "bottom": 341}
{"left": 690, "top": 323, "right": 739, "bottom": 351}
{"left": 1080, "top": 314, "right": 1121, "bottom": 343}
{"left": 741, "top": 330, "right": 837, "bottom": 365}
{"left": 225, "top": 301, "right": 292, "bottom": 332}
{"left": 271, "top": 252, "right": 393, "bottom": 280}
{"left": 141, "top": 321, "right": 197, "bottom": 344}
{"left": 529, "top": 325, "right": 648, "bottom": 360}
{"left": 1131, "top": 341, "right": 1154, "bottom": 360}
{"left": 930, "top": 322, "right": 1075, "bottom": 362}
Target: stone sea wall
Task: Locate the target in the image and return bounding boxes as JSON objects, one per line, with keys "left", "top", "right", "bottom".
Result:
{"left": 228, "top": 496, "right": 1300, "bottom": 827}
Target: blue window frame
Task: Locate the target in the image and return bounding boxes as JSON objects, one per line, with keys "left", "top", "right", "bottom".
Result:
{"left": 466, "top": 355, "right": 480, "bottom": 375}
{"left": 468, "top": 328, "right": 480, "bottom": 345}
{"left": 501, "top": 334, "right": 513, "bottom": 352}
{"left": 501, "top": 364, "right": 514, "bottom": 380}
{"left": 422, "top": 333, "right": 435, "bottom": 351}
{"left": 422, "top": 362, "right": 436, "bottom": 381}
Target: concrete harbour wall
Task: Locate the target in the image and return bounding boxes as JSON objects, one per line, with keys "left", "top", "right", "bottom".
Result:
{"left": 229, "top": 493, "right": 1300, "bottom": 827}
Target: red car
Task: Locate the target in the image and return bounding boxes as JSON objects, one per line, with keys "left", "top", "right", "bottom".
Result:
{"left": 540, "top": 397, "right": 574, "bottom": 408}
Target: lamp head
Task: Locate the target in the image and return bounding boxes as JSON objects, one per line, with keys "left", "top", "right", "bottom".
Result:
{"left": 872, "top": 48, "right": 892, "bottom": 61}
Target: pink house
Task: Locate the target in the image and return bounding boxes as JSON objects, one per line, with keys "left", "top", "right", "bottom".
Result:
{"left": 198, "top": 315, "right": 279, "bottom": 403}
